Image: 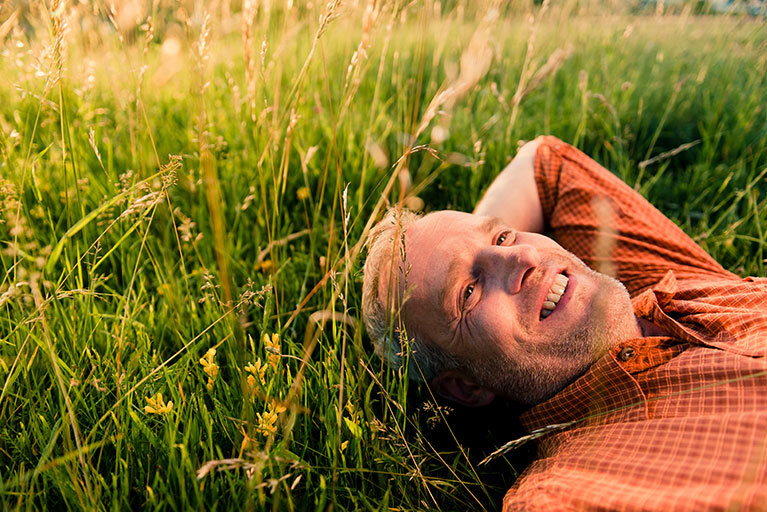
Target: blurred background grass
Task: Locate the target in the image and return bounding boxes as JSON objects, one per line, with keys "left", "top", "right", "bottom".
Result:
{"left": 0, "top": 0, "right": 766, "bottom": 509}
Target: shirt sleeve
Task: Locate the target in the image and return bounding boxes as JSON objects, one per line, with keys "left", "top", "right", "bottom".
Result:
{"left": 534, "top": 136, "right": 736, "bottom": 296}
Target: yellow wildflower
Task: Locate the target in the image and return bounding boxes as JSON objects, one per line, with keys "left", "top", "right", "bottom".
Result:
{"left": 245, "top": 358, "right": 267, "bottom": 390}
{"left": 296, "top": 186, "right": 311, "bottom": 200}
{"left": 144, "top": 393, "right": 173, "bottom": 415}
{"left": 262, "top": 333, "right": 281, "bottom": 369}
{"left": 256, "top": 401, "right": 287, "bottom": 438}
{"left": 199, "top": 348, "right": 219, "bottom": 391}
{"left": 257, "top": 260, "right": 273, "bottom": 272}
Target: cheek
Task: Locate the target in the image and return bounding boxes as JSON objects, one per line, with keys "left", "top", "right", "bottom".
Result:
{"left": 471, "top": 297, "right": 517, "bottom": 345}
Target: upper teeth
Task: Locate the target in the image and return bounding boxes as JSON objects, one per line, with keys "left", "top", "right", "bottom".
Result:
{"left": 541, "top": 273, "right": 568, "bottom": 319}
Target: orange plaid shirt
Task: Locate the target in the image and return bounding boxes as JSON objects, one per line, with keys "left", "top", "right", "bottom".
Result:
{"left": 503, "top": 137, "right": 767, "bottom": 511}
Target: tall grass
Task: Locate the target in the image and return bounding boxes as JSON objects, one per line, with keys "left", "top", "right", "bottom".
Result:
{"left": 1, "top": 0, "right": 765, "bottom": 509}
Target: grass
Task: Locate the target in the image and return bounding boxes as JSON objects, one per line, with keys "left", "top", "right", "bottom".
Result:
{"left": 1, "top": 0, "right": 766, "bottom": 510}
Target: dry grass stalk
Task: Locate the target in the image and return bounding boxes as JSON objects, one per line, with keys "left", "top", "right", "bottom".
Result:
{"left": 517, "top": 43, "right": 573, "bottom": 102}
{"left": 197, "top": 454, "right": 302, "bottom": 490}
{"left": 242, "top": 0, "right": 258, "bottom": 122}
{"left": 339, "top": 0, "right": 378, "bottom": 119}
{"left": 490, "top": 81, "right": 509, "bottom": 112}
{"left": 415, "top": 4, "right": 498, "bottom": 140}
{"left": 590, "top": 92, "right": 617, "bottom": 119}
{"left": 479, "top": 421, "right": 576, "bottom": 465}
{"left": 507, "top": 0, "right": 549, "bottom": 133}
{"left": 279, "top": 109, "right": 299, "bottom": 195}
{"left": 195, "top": 12, "right": 212, "bottom": 93}
{"left": 256, "top": 228, "right": 311, "bottom": 264}
{"left": 49, "top": 0, "right": 66, "bottom": 88}
{"left": 0, "top": 10, "right": 18, "bottom": 43}
{"left": 103, "top": 3, "right": 122, "bottom": 42}
{"left": 638, "top": 139, "right": 701, "bottom": 170}
{"left": 303, "top": 309, "right": 356, "bottom": 346}
{"left": 196, "top": 457, "right": 260, "bottom": 480}
{"left": 136, "top": 17, "right": 153, "bottom": 99}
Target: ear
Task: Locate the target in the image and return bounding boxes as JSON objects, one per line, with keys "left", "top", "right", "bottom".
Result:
{"left": 430, "top": 370, "right": 495, "bottom": 407}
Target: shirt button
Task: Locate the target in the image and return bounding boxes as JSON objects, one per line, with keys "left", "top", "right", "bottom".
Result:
{"left": 618, "top": 347, "right": 635, "bottom": 362}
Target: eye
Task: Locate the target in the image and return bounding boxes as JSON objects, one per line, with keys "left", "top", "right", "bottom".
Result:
{"left": 461, "top": 284, "right": 475, "bottom": 309}
{"left": 495, "top": 230, "right": 514, "bottom": 246}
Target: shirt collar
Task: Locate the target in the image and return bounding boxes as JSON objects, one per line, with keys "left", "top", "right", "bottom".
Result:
{"left": 632, "top": 269, "right": 678, "bottom": 319}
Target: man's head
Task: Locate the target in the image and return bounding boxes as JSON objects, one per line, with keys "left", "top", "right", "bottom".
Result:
{"left": 362, "top": 208, "right": 640, "bottom": 407}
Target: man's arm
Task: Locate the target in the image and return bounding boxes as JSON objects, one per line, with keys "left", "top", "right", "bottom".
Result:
{"left": 474, "top": 137, "right": 545, "bottom": 234}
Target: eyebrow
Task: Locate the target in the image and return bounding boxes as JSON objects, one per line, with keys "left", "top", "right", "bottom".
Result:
{"left": 439, "top": 217, "right": 502, "bottom": 312}
{"left": 478, "top": 217, "right": 502, "bottom": 235}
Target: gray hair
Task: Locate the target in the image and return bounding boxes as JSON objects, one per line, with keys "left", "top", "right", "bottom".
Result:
{"left": 361, "top": 208, "right": 458, "bottom": 382}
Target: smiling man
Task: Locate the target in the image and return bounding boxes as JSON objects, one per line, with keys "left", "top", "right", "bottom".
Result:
{"left": 379, "top": 209, "right": 642, "bottom": 407}
{"left": 362, "top": 136, "right": 767, "bottom": 510}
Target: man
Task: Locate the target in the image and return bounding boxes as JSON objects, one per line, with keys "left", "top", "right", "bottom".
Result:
{"left": 362, "top": 136, "right": 767, "bottom": 510}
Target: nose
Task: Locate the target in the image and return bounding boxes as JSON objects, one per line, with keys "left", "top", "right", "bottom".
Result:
{"left": 477, "top": 243, "right": 541, "bottom": 294}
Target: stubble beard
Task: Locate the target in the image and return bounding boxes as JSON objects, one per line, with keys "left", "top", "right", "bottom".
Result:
{"left": 466, "top": 269, "right": 638, "bottom": 406}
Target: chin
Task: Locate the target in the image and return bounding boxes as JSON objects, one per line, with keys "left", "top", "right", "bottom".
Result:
{"left": 587, "top": 270, "right": 636, "bottom": 355}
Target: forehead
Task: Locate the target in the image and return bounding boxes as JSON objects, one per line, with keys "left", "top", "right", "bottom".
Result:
{"left": 404, "top": 211, "right": 499, "bottom": 300}
{"left": 404, "top": 209, "right": 494, "bottom": 272}
{"left": 374, "top": 211, "right": 500, "bottom": 314}
{"left": 413, "top": 210, "right": 497, "bottom": 237}
{"left": 405, "top": 211, "right": 499, "bottom": 261}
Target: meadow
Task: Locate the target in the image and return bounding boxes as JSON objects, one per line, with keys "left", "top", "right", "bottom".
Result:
{"left": 1, "top": 0, "right": 766, "bottom": 509}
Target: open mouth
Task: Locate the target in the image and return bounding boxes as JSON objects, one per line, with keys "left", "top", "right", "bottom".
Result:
{"left": 540, "top": 273, "right": 569, "bottom": 320}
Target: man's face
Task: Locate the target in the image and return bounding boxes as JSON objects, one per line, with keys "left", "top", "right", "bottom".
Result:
{"left": 382, "top": 210, "right": 639, "bottom": 405}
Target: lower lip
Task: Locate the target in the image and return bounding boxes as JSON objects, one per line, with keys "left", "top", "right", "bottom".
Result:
{"left": 544, "top": 273, "right": 575, "bottom": 320}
